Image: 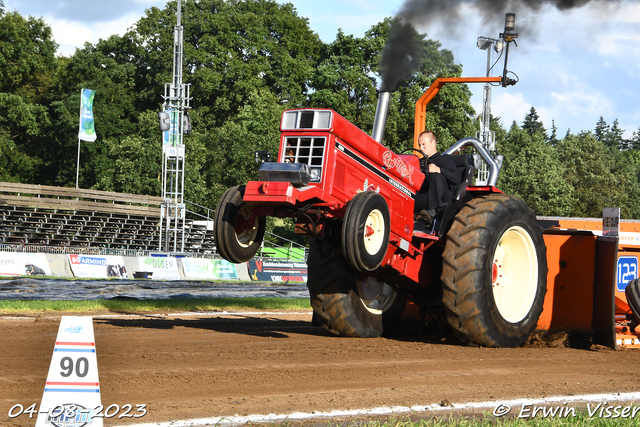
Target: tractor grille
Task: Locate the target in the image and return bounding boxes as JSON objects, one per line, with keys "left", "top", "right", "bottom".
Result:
{"left": 283, "top": 137, "right": 326, "bottom": 183}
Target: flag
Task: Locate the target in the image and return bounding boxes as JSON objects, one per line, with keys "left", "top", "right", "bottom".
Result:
{"left": 163, "top": 110, "right": 180, "bottom": 147}
{"left": 78, "top": 88, "right": 97, "bottom": 142}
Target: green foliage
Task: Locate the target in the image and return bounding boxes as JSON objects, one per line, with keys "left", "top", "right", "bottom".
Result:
{"left": 522, "top": 106, "right": 547, "bottom": 139}
{"left": 0, "top": 11, "right": 57, "bottom": 101}
{"left": 308, "top": 23, "right": 384, "bottom": 132}
{"left": 93, "top": 110, "right": 162, "bottom": 195}
{"left": 0, "top": 11, "right": 56, "bottom": 183}
{"left": 595, "top": 116, "right": 627, "bottom": 151}
{"left": 203, "top": 88, "right": 285, "bottom": 203}
{"left": 556, "top": 132, "right": 637, "bottom": 218}
{"left": 498, "top": 126, "right": 573, "bottom": 216}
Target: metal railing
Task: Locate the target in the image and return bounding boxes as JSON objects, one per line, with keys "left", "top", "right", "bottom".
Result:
{"left": 0, "top": 198, "right": 308, "bottom": 261}
{"left": 184, "top": 199, "right": 214, "bottom": 221}
{"left": 259, "top": 231, "right": 308, "bottom": 261}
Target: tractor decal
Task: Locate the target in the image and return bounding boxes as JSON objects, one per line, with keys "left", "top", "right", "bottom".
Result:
{"left": 335, "top": 141, "right": 415, "bottom": 199}
{"left": 382, "top": 151, "right": 415, "bottom": 186}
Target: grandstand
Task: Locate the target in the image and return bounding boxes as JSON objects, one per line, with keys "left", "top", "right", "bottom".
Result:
{"left": 0, "top": 182, "right": 216, "bottom": 255}
{"left": 0, "top": 182, "right": 307, "bottom": 260}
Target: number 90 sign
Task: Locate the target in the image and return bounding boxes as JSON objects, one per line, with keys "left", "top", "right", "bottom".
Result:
{"left": 617, "top": 256, "right": 638, "bottom": 292}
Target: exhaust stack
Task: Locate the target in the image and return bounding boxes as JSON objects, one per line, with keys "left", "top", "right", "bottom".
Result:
{"left": 371, "top": 91, "right": 391, "bottom": 143}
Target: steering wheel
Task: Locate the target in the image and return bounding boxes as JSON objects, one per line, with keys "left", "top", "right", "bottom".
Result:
{"left": 399, "top": 147, "right": 426, "bottom": 157}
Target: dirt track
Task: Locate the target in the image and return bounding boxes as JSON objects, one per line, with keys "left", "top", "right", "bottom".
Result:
{"left": 2, "top": 311, "right": 640, "bottom": 426}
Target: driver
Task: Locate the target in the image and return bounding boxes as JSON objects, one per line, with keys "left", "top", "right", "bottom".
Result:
{"left": 413, "top": 131, "right": 459, "bottom": 223}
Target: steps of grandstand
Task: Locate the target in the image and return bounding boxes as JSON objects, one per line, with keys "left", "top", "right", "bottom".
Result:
{"left": 0, "top": 182, "right": 308, "bottom": 261}
{"left": 0, "top": 182, "right": 217, "bottom": 255}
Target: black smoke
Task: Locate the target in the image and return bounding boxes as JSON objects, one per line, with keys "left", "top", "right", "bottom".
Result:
{"left": 378, "top": 0, "right": 620, "bottom": 92}
{"left": 378, "top": 21, "right": 424, "bottom": 92}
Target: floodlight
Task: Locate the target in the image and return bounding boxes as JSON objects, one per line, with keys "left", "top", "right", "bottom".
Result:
{"left": 158, "top": 112, "right": 170, "bottom": 132}
{"left": 505, "top": 13, "right": 515, "bottom": 33}
{"left": 494, "top": 40, "right": 505, "bottom": 53}
{"left": 182, "top": 111, "right": 191, "bottom": 135}
{"left": 477, "top": 37, "right": 493, "bottom": 50}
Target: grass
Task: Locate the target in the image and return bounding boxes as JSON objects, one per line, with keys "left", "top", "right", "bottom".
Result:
{"left": 290, "top": 410, "right": 640, "bottom": 427}
{"left": 0, "top": 297, "right": 311, "bottom": 314}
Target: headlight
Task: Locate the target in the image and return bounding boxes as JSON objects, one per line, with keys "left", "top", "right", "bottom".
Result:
{"left": 310, "top": 168, "right": 321, "bottom": 182}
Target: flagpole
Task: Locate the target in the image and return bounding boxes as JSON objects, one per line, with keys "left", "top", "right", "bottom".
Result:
{"left": 76, "top": 137, "right": 81, "bottom": 189}
{"left": 77, "top": 88, "right": 83, "bottom": 189}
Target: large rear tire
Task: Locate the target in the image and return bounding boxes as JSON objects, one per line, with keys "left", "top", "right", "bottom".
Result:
{"left": 213, "top": 186, "right": 266, "bottom": 263}
{"left": 307, "top": 235, "right": 405, "bottom": 337}
{"left": 625, "top": 278, "right": 640, "bottom": 324}
{"left": 342, "top": 191, "right": 390, "bottom": 272}
{"left": 442, "top": 194, "right": 547, "bottom": 347}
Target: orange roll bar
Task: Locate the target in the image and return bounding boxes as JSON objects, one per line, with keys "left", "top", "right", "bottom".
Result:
{"left": 413, "top": 76, "right": 503, "bottom": 149}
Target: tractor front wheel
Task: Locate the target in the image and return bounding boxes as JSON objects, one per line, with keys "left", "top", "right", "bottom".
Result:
{"left": 442, "top": 194, "right": 547, "bottom": 347}
{"left": 342, "top": 191, "right": 390, "bottom": 272}
{"left": 214, "top": 185, "right": 266, "bottom": 263}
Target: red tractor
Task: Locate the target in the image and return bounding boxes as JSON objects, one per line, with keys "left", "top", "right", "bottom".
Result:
{"left": 214, "top": 76, "right": 547, "bottom": 348}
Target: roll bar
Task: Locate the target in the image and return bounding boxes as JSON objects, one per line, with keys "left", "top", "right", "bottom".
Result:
{"left": 443, "top": 137, "right": 501, "bottom": 187}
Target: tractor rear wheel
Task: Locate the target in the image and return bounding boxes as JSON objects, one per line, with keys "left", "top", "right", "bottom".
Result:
{"left": 214, "top": 185, "right": 266, "bottom": 263}
{"left": 307, "top": 235, "right": 405, "bottom": 337}
{"left": 342, "top": 191, "right": 390, "bottom": 272}
{"left": 442, "top": 193, "right": 547, "bottom": 347}
{"left": 625, "top": 279, "right": 640, "bottom": 324}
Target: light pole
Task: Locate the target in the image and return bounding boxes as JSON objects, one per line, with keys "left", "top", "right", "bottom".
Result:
{"left": 475, "top": 13, "right": 518, "bottom": 185}
{"left": 476, "top": 37, "right": 502, "bottom": 146}
{"left": 475, "top": 36, "right": 501, "bottom": 184}
{"left": 158, "top": 0, "right": 191, "bottom": 253}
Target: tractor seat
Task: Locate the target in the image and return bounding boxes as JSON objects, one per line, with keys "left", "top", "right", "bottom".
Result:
{"left": 413, "top": 154, "right": 475, "bottom": 237}
{"left": 446, "top": 154, "right": 475, "bottom": 201}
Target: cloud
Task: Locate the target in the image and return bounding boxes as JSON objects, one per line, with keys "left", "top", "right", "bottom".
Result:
{"left": 490, "top": 92, "right": 532, "bottom": 127}
{"left": 550, "top": 90, "right": 612, "bottom": 117}
{"left": 48, "top": 12, "right": 141, "bottom": 57}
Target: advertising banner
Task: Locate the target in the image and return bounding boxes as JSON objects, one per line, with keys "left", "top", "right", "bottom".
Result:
{"left": 68, "top": 254, "right": 127, "bottom": 279}
{"left": 247, "top": 259, "right": 308, "bottom": 282}
{"left": 138, "top": 257, "right": 181, "bottom": 280}
{"left": 182, "top": 258, "right": 238, "bottom": 280}
{"left": 78, "top": 88, "right": 97, "bottom": 142}
{"left": 0, "top": 253, "right": 52, "bottom": 276}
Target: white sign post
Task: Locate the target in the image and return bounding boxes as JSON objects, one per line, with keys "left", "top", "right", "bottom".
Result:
{"left": 603, "top": 207, "right": 621, "bottom": 237}
{"left": 35, "top": 316, "right": 102, "bottom": 427}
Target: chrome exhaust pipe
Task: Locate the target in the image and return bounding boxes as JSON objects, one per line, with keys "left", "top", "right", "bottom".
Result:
{"left": 371, "top": 91, "right": 391, "bottom": 143}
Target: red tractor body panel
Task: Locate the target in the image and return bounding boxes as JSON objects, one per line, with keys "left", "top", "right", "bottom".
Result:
{"left": 243, "top": 108, "right": 500, "bottom": 285}
{"left": 245, "top": 109, "right": 425, "bottom": 244}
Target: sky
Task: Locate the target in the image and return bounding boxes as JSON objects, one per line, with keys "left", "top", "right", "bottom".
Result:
{"left": 6, "top": 0, "right": 640, "bottom": 139}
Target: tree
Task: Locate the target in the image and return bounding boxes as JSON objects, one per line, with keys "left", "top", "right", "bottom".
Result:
{"left": 594, "top": 116, "right": 627, "bottom": 150}
{"left": 609, "top": 119, "right": 626, "bottom": 150}
{"left": 594, "top": 116, "right": 609, "bottom": 143}
{"left": 521, "top": 107, "right": 546, "bottom": 139}
{"left": 556, "top": 131, "right": 632, "bottom": 218}
{"left": 0, "top": 11, "right": 57, "bottom": 183}
{"left": 497, "top": 126, "right": 573, "bottom": 216}
{"left": 47, "top": 38, "right": 139, "bottom": 188}
{"left": 201, "top": 88, "right": 284, "bottom": 203}
{"left": 131, "top": 0, "right": 323, "bottom": 124}
{"left": 629, "top": 126, "right": 640, "bottom": 151}
{"left": 307, "top": 29, "right": 379, "bottom": 133}
{"left": 93, "top": 111, "right": 162, "bottom": 195}
{"left": 548, "top": 120, "right": 559, "bottom": 146}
